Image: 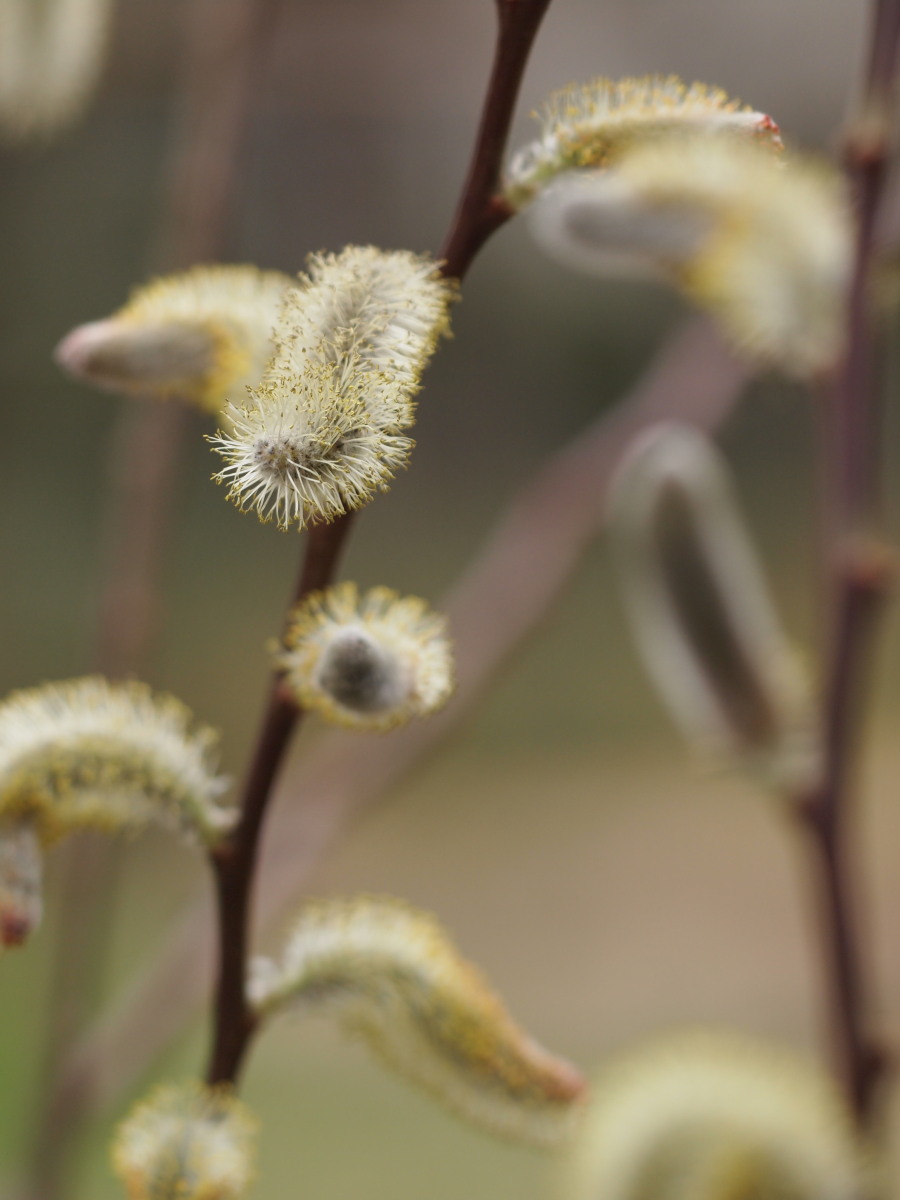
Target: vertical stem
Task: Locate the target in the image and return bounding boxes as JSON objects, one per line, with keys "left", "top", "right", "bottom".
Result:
{"left": 24, "top": 0, "right": 285, "bottom": 1195}
{"left": 800, "top": 568, "right": 886, "bottom": 1120}
{"left": 799, "top": 0, "right": 900, "bottom": 1126}
{"left": 204, "top": 0, "right": 554, "bottom": 1088}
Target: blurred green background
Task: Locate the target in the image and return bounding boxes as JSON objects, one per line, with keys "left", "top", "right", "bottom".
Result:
{"left": 2, "top": 0, "right": 900, "bottom": 1197}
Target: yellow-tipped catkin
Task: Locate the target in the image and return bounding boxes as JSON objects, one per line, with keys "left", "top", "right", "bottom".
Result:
{"left": 529, "top": 137, "right": 850, "bottom": 377}
{"left": 608, "top": 424, "right": 818, "bottom": 792}
{"left": 249, "top": 896, "right": 587, "bottom": 1147}
{"left": 565, "top": 1031, "right": 869, "bottom": 1200}
{"left": 55, "top": 266, "right": 293, "bottom": 413}
{"left": 210, "top": 246, "right": 455, "bottom": 530}
{"left": 276, "top": 582, "right": 454, "bottom": 731}
{"left": 0, "top": 0, "right": 114, "bottom": 141}
{"left": 504, "top": 75, "right": 782, "bottom": 208}
{"left": 112, "top": 1082, "right": 257, "bottom": 1200}
{"left": 0, "top": 677, "right": 232, "bottom": 846}
{"left": 0, "top": 816, "right": 43, "bottom": 948}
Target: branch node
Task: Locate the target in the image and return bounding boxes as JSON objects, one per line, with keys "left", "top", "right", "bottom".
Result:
{"left": 842, "top": 103, "right": 894, "bottom": 170}
{"left": 835, "top": 537, "right": 897, "bottom": 600}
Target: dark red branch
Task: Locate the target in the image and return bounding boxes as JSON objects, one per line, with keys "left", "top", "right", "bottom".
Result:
{"left": 798, "top": 549, "right": 892, "bottom": 1119}
{"left": 865, "top": 0, "right": 900, "bottom": 100}
{"left": 206, "top": 515, "right": 355, "bottom": 1085}
{"left": 440, "top": 0, "right": 552, "bottom": 278}
{"left": 799, "top": 0, "right": 900, "bottom": 1126}
{"left": 204, "top": 0, "right": 554, "bottom": 1087}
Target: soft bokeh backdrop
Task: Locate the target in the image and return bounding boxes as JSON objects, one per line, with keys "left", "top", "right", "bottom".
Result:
{"left": 2, "top": 1, "right": 900, "bottom": 1198}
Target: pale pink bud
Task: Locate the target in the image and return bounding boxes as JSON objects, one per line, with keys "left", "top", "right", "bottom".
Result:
{"left": 55, "top": 319, "right": 217, "bottom": 396}
{"left": 55, "top": 266, "right": 293, "bottom": 412}
{"left": 0, "top": 817, "right": 43, "bottom": 948}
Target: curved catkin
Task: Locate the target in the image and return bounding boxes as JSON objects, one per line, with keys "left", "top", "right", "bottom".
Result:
{"left": 210, "top": 246, "right": 455, "bottom": 530}
{"left": 0, "top": 677, "right": 232, "bottom": 846}
{"left": 565, "top": 1031, "right": 869, "bottom": 1200}
{"left": 528, "top": 137, "right": 850, "bottom": 377}
{"left": 112, "top": 1082, "right": 257, "bottom": 1200}
{"left": 504, "top": 75, "right": 781, "bottom": 208}
{"left": 277, "top": 582, "right": 454, "bottom": 731}
{"left": 249, "top": 896, "right": 587, "bottom": 1147}
{"left": 0, "top": 0, "right": 115, "bottom": 141}
{"left": 608, "top": 424, "right": 817, "bottom": 791}
{"left": 55, "top": 265, "right": 293, "bottom": 413}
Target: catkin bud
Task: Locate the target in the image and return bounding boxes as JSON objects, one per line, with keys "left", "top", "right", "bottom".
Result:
{"left": 249, "top": 896, "right": 587, "bottom": 1147}
{"left": 0, "top": 817, "right": 43, "bottom": 948}
{"left": 55, "top": 266, "right": 293, "bottom": 413}
{"left": 112, "top": 1082, "right": 257, "bottom": 1200}
{"left": 276, "top": 583, "right": 454, "bottom": 731}
{"left": 0, "top": 677, "right": 232, "bottom": 846}
{"left": 505, "top": 75, "right": 781, "bottom": 208}
{"left": 210, "top": 246, "right": 455, "bottom": 530}
{"left": 565, "top": 1031, "right": 869, "bottom": 1200}
{"left": 608, "top": 424, "right": 817, "bottom": 791}
{"left": 529, "top": 138, "right": 850, "bottom": 377}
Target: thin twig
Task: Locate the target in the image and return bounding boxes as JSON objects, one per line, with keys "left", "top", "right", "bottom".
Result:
{"left": 59, "top": 317, "right": 744, "bottom": 1111}
{"left": 22, "top": 0, "right": 286, "bottom": 1194}
{"left": 203, "top": 0, "right": 556, "bottom": 1090}
{"left": 796, "top": 0, "right": 900, "bottom": 1125}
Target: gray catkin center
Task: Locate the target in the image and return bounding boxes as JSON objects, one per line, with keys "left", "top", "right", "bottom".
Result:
{"left": 318, "top": 632, "right": 407, "bottom": 714}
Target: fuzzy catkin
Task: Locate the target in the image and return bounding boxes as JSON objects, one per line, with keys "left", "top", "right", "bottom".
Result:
{"left": 113, "top": 1083, "right": 257, "bottom": 1200}
{"left": 566, "top": 1031, "right": 869, "bottom": 1200}
{"left": 210, "top": 246, "right": 455, "bottom": 530}
{"left": 505, "top": 75, "right": 781, "bottom": 207}
{"left": 0, "top": 677, "right": 231, "bottom": 845}
{"left": 277, "top": 583, "right": 454, "bottom": 731}
{"left": 250, "top": 896, "right": 586, "bottom": 1147}
{"left": 56, "top": 265, "right": 293, "bottom": 412}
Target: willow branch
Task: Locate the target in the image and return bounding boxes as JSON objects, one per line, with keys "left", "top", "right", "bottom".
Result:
{"left": 58, "top": 317, "right": 745, "bottom": 1111}
{"left": 203, "top": 0, "right": 556, "bottom": 1090}
{"left": 796, "top": 0, "right": 900, "bottom": 1125}
{"left": 205, "top": 516, "right": 356, "bottom": 1085}
{"left": 440, "top": 0, "right": 552, "bottom": 275}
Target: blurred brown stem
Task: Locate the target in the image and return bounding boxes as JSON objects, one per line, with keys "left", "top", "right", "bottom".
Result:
{"left": 796, "top": 0, "right": 900, "bottom": 1126}
{"left": 23, "top": 0, "right": 285, "bottom": 1195}
{"left": 204, "top": 0, "right": 554, "bottom": 1088}
{"left": 59, "top": 317, "right": 745, "bottom": 1113}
